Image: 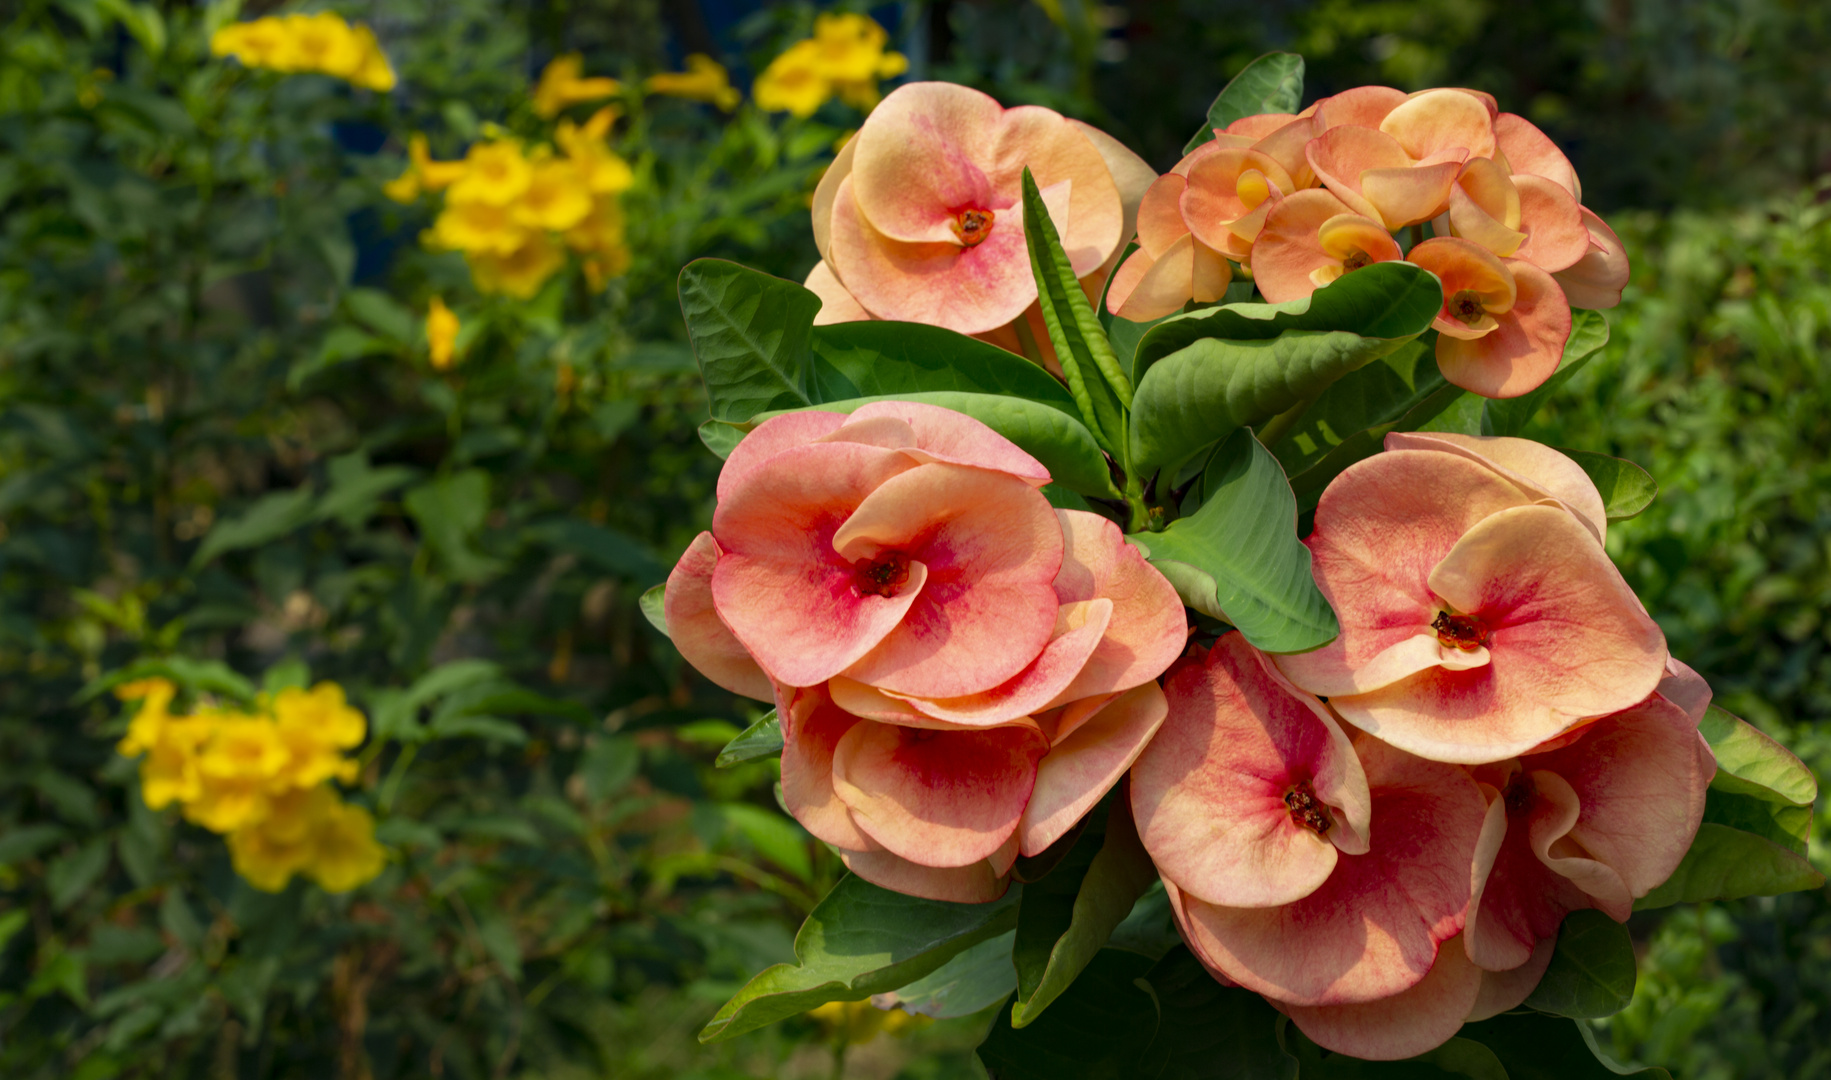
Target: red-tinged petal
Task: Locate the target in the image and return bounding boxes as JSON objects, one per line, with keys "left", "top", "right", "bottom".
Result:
{"left": 1527, "top": 770, "right": 1634, "bottom": 918}
{"left": 1464, "top": 762, "right": 1593, "bottom": 971}
{"left": 1657, "top": 657, "right": 1712, "bottom": 723}
{"left": 1050, "top": 510, "right": 1189, "bottom": 702}
{"left": 806, "top": 260, "right": 874, "bottom": 325}
{"left": 1182, "top": 148, "right": 1294, "bottom": 254}
{"left": 1334, "top": 504, "right": 1667, "bottom": 764}
{"left": 1383, "top": 431, "right": 1609, "bottom": 546}
{"left": 1176, "top": 738, "right": 1485, "bottom": 1006}
{"left": 828, "top": 676, "right": 935, "bottom": 726}
{"left": 897, "top": 599, "right": 1113, "bottom": 726}
{"left": 1380, "top": 89, "right": 1497, "bottom": 161}
{"left": 1252, "top": 189, "right": 1356, "bottom": 303}
{"left": 1466, "top": 936, "right": 1555, "bottom": 1019}
{"left": 780, "top": 688, "right": 876, "bottom": 850}
{"left": 717, "top": 410, "right": 850, "bottom": 502}
{"left": 1554, "top": 207, "right": 1630, "bottom": 310}
{"left": 1106, "top": 234, "right": 1199, "bottom": 321}
{"left": 1133, "top": 635, "right": 1371, "bottom": 909}
{"left": 1281, "top": 934, "right": 1485, "bottom": 1060}
{"left": 811, "top": 135, "right": 858, "bottom": 264}
{"left": 1250, "top": 117, "right": 1321, "bottom": 190}
{"left": 837, "top": 840, "right": 1015, "bottom": 902}
{"left": 1306, "top": 125, "right": 1409, "bottom": 221}
{"left": 1021, "top": 682, "right": 1168, "bottom": 854}
{"left": 837, "top": 464, "right": 1064, "bottom": 698}
{"left": 1275, "top": 451, "right": 1540, "bottom": 698}
{"left": 663, "top": 533, "right": 773, "bottom": 699}
{"left": 1312, "top": 86, "right": 1407, "bottom": 132}
{"left": 851, "top": 82, "right": 1001, "bottom": 243}
{"left": 831, "top": 718, "right": 1047, "bottom": 866}
{"left": 987, "top": 107, "right": 1125, "bottom": 273}
{"left": 1134, "top": 173, "right": 1191, "bottom": 258}
{"left": 1193, "top": 238, "right": 1234, "bottom": 301}
{"left": 1511, "top": 175, "right": 1590, "bottom": 273}
{"left": 1434, "top": 260, "right": 1572, "bottom": 398}
{"left": 829, "top": 175, "right": 1041, "bottom": 335}
{"left": 1494, "top": 113, "right": 1580, "bottom": 201}
{"left": 843, "top": 400, "right": 1051, "bottom": 486}
{"left": 712, "top": 443, "right": 924, "bottom": 686}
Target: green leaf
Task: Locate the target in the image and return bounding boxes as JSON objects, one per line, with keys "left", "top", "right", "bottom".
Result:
{"left": 1134, "top": 261, "right": 1443, "bottom": 380}
{"left": 871, "top": 930, "right": 1018, "bottom": 1019}
{"left": 315, "top": 452, "right": 417, "bottom": 529}
{"left": 1561, "top": 450, "right": 1657, "bottom": 521}
{"left": 1140, "top": 947, "right": 1298, "bottom": 1079}
{"left": 578, "top": 736, "right": 639, "bottom": 800}
{"left": 1290, "top": 1032, "right": 1506, "bottom": 1079}
{"left": 698, "top": 419, "right": 746, "bottom": 458}
{"left": 1698, "top": 704, "right": 1818, "bottom": 805}
{"left": 1273, "top": 337, "right": 1461, "bottom": 499}
{"left": 1184, "top": 52, "right": 1306, "bottom": 155}
{"left": 1633, "top": 823, "right": 1824, "bottom": 910}
{"left": 191, "top": 486, "right": 315, "bottom": 568}
{"left": 755, "top": 392, "right": 1121, "bottom": 498}
{"left": 1023, "top": 169, "right": 1130, "bottom": 459}
{"left": 77, "top": 657, "right": 258, "bottom": 706}
{"left": 1524, "top": 909, "right": 1637, "bottom": 1019}
{"left": 679, "top": 259, "right": 821, "bottom": 422}
{"left": 1128, "top": 430, "right": 1338, "bottom": 653}
{"left": 1461, "top": 1011, "right": 1671, "bottom": 1079}
{"left": 809, "top": 321, "right": 1080, "bottom": 414}
{"left": 48, "top": 839, "right": 110, "bottom": 911}
{"left": 720, "top": 804, "right": 812, "bottom": 884}
{"left": 343, "top": 288, "right": 417, "bottom": 345}
{"left": 368, "top": 659, "right": 501, "bottom": 743}
{"left": 403, "top": 469, "right": 501, "bottom": 583}
{"left": 1108, "top": 883, "right": 1182, "bottom": 960}
{"left": 716, "top": 711, "right": 783, "bottom": 768}
{"left": 700, "top": 873, "right": 1021, "bottom": 1042}
{"left": 0, "top": 825, "right": 66, "bottom": 867}
{"left": 97, "top": 0, "right": 167, "bottom": 57}
{"left": 1702, "top": 787, "right": 1812, "bottom": 856}
{"left": 1011, "top": 799, "right": 1157, "bottom": 1027}
{"left": 1480, "top": 310, "right": 1610, "bottom": 437}
{"left": 526, "top": 519, "right": 664, "bottom": 582}
{"left": 640, "top": 584, "right": 669, "bottom": 636}
{"left": 977, "top": 949, "right": 1160, "bottom": 1078}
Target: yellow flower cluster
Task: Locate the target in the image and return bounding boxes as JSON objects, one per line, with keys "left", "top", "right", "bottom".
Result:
{"left": 754, "top": 14, "right": 908, "bottom": 117}
{"left": 645, "top": 54, "right": 742, "bottom": 111}
{"left": 210, "top": 13, "right": 396, "bottom": 92}
{"left": 805, "top": 1000, "right": 929, "bottom": 1044}
{"left": 115, "top": 679, "right": 386, "bottom": 893}
{"left": 426, "top": 296, "right": 460, "bottom": 370}
{"left": 534, "top": 53, "right": 621, "bottom": 119}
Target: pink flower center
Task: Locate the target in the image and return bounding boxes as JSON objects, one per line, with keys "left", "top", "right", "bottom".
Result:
{"left": 1284, "top": 782, "right": 1334, "bottom": 836}
{"left": 1447, "top": 289, "right": 1488, "bottom": 325}
{"left": 1432, "top": 610, "right": 1489, "bottom": 651}
{"left": 951, "top": 208, "right": 995, "bottom": 247}
{"left": 853, "top": 550, "right": 914, "bottom": 598}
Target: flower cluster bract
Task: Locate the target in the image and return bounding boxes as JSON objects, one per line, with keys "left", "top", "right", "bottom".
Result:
{"left": 210, "top": 13, "right": 396, "bottom": 92}
{"left": 115, "top": 679, "right": 386, "bottom": 894}
{"left": 754, "top": 13, "right": 910, "bottom": 117}
{"left": 1110, "top": 88, "right": 1629, "bottom": 399}
{"left": 1129, "top": 434, "right": 1713, "bottom": 1058}
{"left": 664, "top": 403, "right": 1189, "bottom": 902}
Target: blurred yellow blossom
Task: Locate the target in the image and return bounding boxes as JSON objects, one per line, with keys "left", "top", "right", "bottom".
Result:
{"left": 645, "top": 54, "right": 742, "bottom": 111}
{"left": 187, "top": 714, "right": 290, "bottom": 832}
{"left": 556, "top": 109, "right": 635, "bottom": 195}
{"left": 450, "top": 140, "right": 533, "bottom": 206}
{"left": 755, "top": 13, "right": 907, "bottom": 116}
{"left": 514, "top": 158, "right": 594, "bottom": 232}
{"left": 431, "top": 200, "right": 528, "bottom": 256}
{"left": 470, "top": 233, "right": 568, "bottom": 298}
{"left": 211, "top": 13, "right": 394, "bottom": 92}
{"left": 307, "top": 800, "right": 388, "bottom": 891}
{"left": 805, "top": 1000, "right": 930, "bottom": 1044}
{"left": 534, "top": 54, "right": 622, "bottom": 118}
{"left": 426, "top": 297, "right": 460, "bottom": 370}
{"left": 228, "top": 786, "right": 386, "bottom": 893}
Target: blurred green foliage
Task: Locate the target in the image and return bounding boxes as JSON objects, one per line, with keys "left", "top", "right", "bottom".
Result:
{"left": 1, "top": 0, "right": 1829, "bottom": 1077}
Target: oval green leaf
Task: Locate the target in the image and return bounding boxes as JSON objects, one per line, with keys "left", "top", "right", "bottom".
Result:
{"left": 1699, "top": 703, "right": 1818, "bottom": 805}
{"left": 1480, "top": 309, "right": 1610, "bottom": 437}
{"left": 809, "top": 320, "right": 1080, "bottom": 412}
{"left": 714, "top": 710, "right": 783, "bottom": 768}
{"left": 1561, "top": 450, "right": 1657, "bottom": 521}
{"left": 1184, "top": 52, "right": 1306, "bottom": 155}
{"left": 1524, "top": 909, "right": 1637, "bottom": 1019}
{"left": 679, "top": 259, "right": 820, "bottom": 422}
{"left": 1632, "top": 822, "right": 1825, "bottom": 910}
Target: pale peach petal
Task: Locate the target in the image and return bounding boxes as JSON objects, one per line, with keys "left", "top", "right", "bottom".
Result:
{"left": 1105, "top": 234, "right": 1198, "bottom": 321}
{"left": 1380, "top": 89, "right": 1497, "bottom": 161}
{"left": 717, "top": 410, "right": 849, "bottom": 502}
{"left": 836, "top": 464, "right": 1064, "bottom": 698}
{"left": 811, "top": 135, "right": 858, "bottom": 263}
{"left": 851, "top": 82, "right": 1002, "bottom": 244}
{"left": 1250, "top": 117, "right": 1321, "bottom": 190}
{"left": 1510, "top": 175, "right": 1590, "bottom": 273}
{"left": 780, "top": 688, "right": 876, "bottom": 850}
{"left": 1175, "top": 739, "right": 1484, "bottom": 1006}
{"left": 1225, "top": 113, "right": 1302, "bottom": 140}
{"left": 1656, "top": 657, "right": 1712, "bottom": 723}
{"left": 806, "top": 260, "right": 873, "bottom": 325}
{"left": 1553, "top": 207, "right": 1630, "bottom": 310}
{"left": 1359, "top": 159, "right": 1463, "bottom": 229}
{"left": 711, "top": 442, "right": 925, "bottom": 686}
{"left": 1447, "top": 161, "right": 1527, "bottom": 257}
{"left": 1050, "top": 510, "right": 1189, "bottom": 703}
{"left": 844, "top": 400, "right": 1052, "bottom": 486}
{"left": 1493, "top": 113, "right": 1580, "bottom": 201}
{"left": 1281, "top": 934, "right": 1485, "bottom": 1060}
{"left": 1134, "top": 635, "right": 1371, "bottom": 909}
{"left": 1382, "top": 432, "right": 1609, "bottom": 546}
{"left": 1307, "top": 125, "right": 1407, "bottom": 221}
{"left": 1021, "top": 682, "right": 1168, "bottom": 854}
{"left": 1135, "top": 173, "right": 1192, "bottom": 257}
{"left": 1526, "top": 770, "right": 1633, "bottom": 918}
{"left": 837, "top": 842, "right": 1014, "bottom": 903}
{"left": 895, "top": 599, "right": 1113, "bottom": 726}
{"left": 1251, "top": 189, "right": 1356, "bottom": 303}
{"left": 1312, "top": 86, "right": 1407, "bottom": 132}
{"left": 1434, "top": 260, "right": 1572, "bottom": 399}
{"left": 1181, "top": 148, "right": 1293, "bottom": 253}
{"left": 990, "top": 107, "right": 1125, "bottom": 273}
{"left": 1466, "top": 935, "right": 1554, "bottom": 1019}
{"left": 1193, "top": 238, "right": 1234, "bottom": 301}
{"left": 831, "top": 718, "right": 1048, "bottom": 866}
{"left": 663, "top": 532, "right": 773, "bottom": 699}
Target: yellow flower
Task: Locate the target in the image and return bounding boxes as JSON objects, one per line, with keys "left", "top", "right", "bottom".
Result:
{"left": 555, "top": 110, "right": 635, "bottom": 196}
{"left": 805, "top": 1000, "right": 929, "bottom": 1044}
{"left": 753, "top": 14, "right": 906, "bottom": 116}
{"left": 449, "top": 140, "right": 532, "bottom": 206}
{"left": 307, "top": 799, "right": 387, "bottom": 892}
{"left": 115, "top": 678, "right": 177, "bottom": 756}
{"left": 274, "top": 13, "right": 366, "bottom": 78}
{"left": 534, "top": 54, "right": 622, "bottom": 119}
{"left": 468, "top": 233, "right": 567, "bottom": 299}
{"left": 513, "top": 158, "right": 593, "bottom": 232}
{"left": 412, "top": 134, "right": 468, "bottom": 192}
{"left": 645, "top": 54, "right": 742, "bottom": 111}
{"left": 228, "top": 786, "right": 334, "bottom": 892}
{"left": 269, "top": 683, "right": 366, "bottom": 790}
{"left": 138, "top": 714, "right": 214, "bottom": 811}
{"left": 430, "top": 200, "right": 529, "bottom": 256}
{"left": 383, "top": 168, "right": 421, "bottom": 204}
{"left": 349, "top": 24, "right": 397, "bottom": 92}
{"left": 754, "top": 40, "right": 831, "bottom": 118}
{"left": 185, "top": 713, "right": 288, "bottom": 833}
{"left": 210, "top": 18, "right": 292, "bottom": 70}
{"left": 812, "top": 13, "right": 906, "bottom": 84}
{"left": 426, "top": 297, "right": 461, "bottom": 371}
